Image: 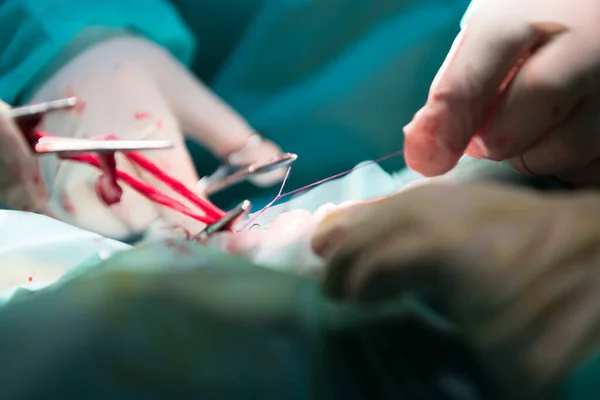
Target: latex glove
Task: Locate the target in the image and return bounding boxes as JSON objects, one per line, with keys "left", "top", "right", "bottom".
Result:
{"left": 0, "top": 101, "right": 47, "bottom": 211}
{"left": 204, "top": 202, "right": 359, "bottom": 276}
{"left": 312, "top": 183, "right": 600, "bottom": 398}
{"left": 33, "top": 37, "right": 285, "bottom": 239}
{"left": 404, "top": 0, "right": 600, "bottom": 186}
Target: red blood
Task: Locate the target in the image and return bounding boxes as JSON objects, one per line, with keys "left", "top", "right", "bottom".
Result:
{"left": 164, "top": 239, "right": 192, "bottom": 257}
{"left": 62, "top": 153, "right": 216, "bottom": 224}
{"left": 61, "top": 191, "right": 75, "bottom": 214}
{"left": 155, "top": 120, "right": 163, "bottom": 129}
{"left": 98, "top": 152, "right": 118, "bottom": 188}
{"left": 95, "top": 174, "right": 123, "bottom": 206}
{"left": 33, "top": 129, "right": 50, "bottom": 140}
{"left": 28, "top": 276, "right": 33, "bottom": 282}
{"left": 40, "top": 131, "right": 225, "bottom": 223}
{"left": 72, "top": 101, "right": 87, "bottom": 115}
{"left": 134, "top": 112, "right": 151, "bottom": 120}
{"left": 125, "top": 152, "right": 223, "bottom": 219}
{"left": 92, "top": 149, "right": 122, "bottom": 206}
{"left": 90, "top": 133, "right": 118, "bottom": 142}
{"left": 32, "top": 169, "right": 41, "bottom": 184}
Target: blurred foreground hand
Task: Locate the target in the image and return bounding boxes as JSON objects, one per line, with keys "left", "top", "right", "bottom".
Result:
{"left": 312, "top": 182, "right": 600, "bottom": 398}
{"left": 405, "top": 0, "right": 600, "bottom": 187}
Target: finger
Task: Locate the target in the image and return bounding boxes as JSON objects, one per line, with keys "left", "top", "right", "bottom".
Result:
{"left": 228, "top": 137, "right": 287, "bottom": 187}
{"left": 86, "top": 71, "right": 206, "bottom": 234}
{"left": 0, "top": 103, "right": 47, "bottom": 211}
{"left": 49, "top": 155, "right": 160, "bottom": 239}
{"left": 404, "top": 11, "right": 560, "bottom": 177}
{"left": 508, "top": 96, "right": 600, "bottom": 177}
{"left": 150, "top": 54, "right": 257, "bottom": 158}
{"left": 311, "top": 206, "right": 369, "bottom": 262}
{"left": 311, "top": 197, "right": 394, "bottom": 260}
{"left": 345, "top": 235, "right": 447, "bottom": 302}
{"left": 36, "top": 63, "right": 187, "bottom": 236}
{"left": 324, "top": 231, "right": 455, "bottom": 312}
{"left": 313, "top": 197, "right": 420, "bottom": 298}
{"left": 471, "top": 31, "right": 594, "bottom": 161}
{"left": 555, "top": 157, "right": 600, "bottom": 187}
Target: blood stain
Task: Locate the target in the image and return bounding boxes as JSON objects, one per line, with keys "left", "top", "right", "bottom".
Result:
{"left": 164, "top": 239, "right": 192, "bottom": 257}
{"left": 32, "top": 169, "right": 41, "bottom": 184}
{"left": 134, "top": 112, "right": 151, "bottom": 120}
{"left": 73, "top": 101, "right": 87, "bottom": 115}
{"left": 61, "top": 191, "right": 75, "bottom": 214}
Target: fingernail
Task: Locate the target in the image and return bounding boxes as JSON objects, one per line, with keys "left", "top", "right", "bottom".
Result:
{"left": 403, "top": 106, "right": 427, "bottom": 136}
{"left": 403, "top": 108, "right": 458, "bottom": 176}
{"left": 404, "top": 133, "right": 439, "bottom": 175}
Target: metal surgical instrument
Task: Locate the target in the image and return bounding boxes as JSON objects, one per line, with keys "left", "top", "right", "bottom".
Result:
{"left": 198, "top": 152, "right": 298, "bottom": 196}
{"left": 193, "top": 200, "right": 252, "bottom": 240}
{"left": 7, "top": 97, "right": 173, "bottom": 155}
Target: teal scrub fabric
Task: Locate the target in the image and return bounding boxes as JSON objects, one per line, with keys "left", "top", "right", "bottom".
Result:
{"left": 0, "top": 241, "right": 495, "bottom": 399}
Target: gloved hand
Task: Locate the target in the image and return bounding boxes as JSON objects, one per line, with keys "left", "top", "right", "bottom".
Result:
{"left": 312, "top": 183, "right": 600, "bottom": 398}
{"left": 0, "top": 101, "right": 47, "bottom": 211}
{"left": 33, "top": 36, "right": 286, "bottom": 239}
{"left": 404, "top": 0, "right": 600, "bottom": 186}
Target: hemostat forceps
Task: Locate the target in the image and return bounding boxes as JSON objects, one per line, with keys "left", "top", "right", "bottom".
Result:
{"left": 193, "top": 200, "right": 252, "bottom": 240}
{"left": 7, "top": 97, "right": 173, "bottom": 155}
{"left": 198, "top": 152, "right": 298, "bottom": 196}
{"left": 8, "top": 97, "right": 78, "bottom": 119}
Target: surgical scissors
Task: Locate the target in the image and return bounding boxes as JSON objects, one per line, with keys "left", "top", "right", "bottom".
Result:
{"left": 198, "top": 152, "right": 298, "bottom": 196}
{"left": 193, "top": 200, "right": 252, "bottom": 240}
{"left": 6, "top": 97, "right": 173, "bottom": 155}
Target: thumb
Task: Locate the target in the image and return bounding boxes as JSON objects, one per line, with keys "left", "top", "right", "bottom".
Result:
{"left": 404, "top": 7, "right": 549, "bottom": 176}
{"left": 0, "top": 102, "right": 47, "bottom": 211}
{"left": 148, "top": 53, "right": 290, "bottom": 187}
